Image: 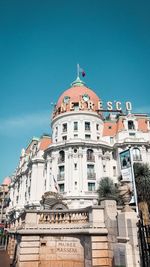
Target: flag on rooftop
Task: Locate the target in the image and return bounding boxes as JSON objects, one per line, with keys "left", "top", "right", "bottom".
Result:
{"left": 77, "top": 64, "right": 86, "bottom": 78}
{"left": 79, "top": 67, "right": 86, "bottom": 77}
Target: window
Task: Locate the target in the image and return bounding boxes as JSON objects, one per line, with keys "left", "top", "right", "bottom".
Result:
{"left": 58, "top": 166, "right": 65, "bottom": 179}
{"left": 85, "top": 122, "right": 90, "bottom": 131}
{"left": 87, "top": 164, "right": 94, "bottom": 174}
{"left": 59, "top": 184, "right": 64, "bottom": 192}
{"left": 113, "top": 166, "right": 116, "bottom": 176}
{"left": 74, "top": 134, "right": 78, "bottom": 138}
{"left": 88, "top": 182, "right": 95, "bottom": 192}
{"left": 16, "top": 196, "right": 19, "bottom": 203}
{"left": 108, "top": 126, "right": 112, "bottom": 129}
{"left": 58, "top": 151, "right": 65, "bottom": 163}
{"left": 62, "top": 123, "right": 67, "bottom": 132}
{"left": 62, "top": 135, "right": 67, "bottom": 141}
{"left": 132, "top": 148, "right": 142, "bottom": 161}
{"left": 75, "top": 181, "right": 77, "bottom": 190}
{"left": 59, "top": 165, "right": 64, "bottom": 174}
{"left": 112, "top": 151, "right": 116, "bottom": 160}
{"left": 129, "top": 132, "right": 135, "bottom": 136}
{"left": 128, "top": 120, "right": 135, "bottom": 130}
{"left": 85, "top": 134, "right": 91, "bottom": 139}
{"left": 110, "top": 137, "right": 114, "bottom": 144}
{"left": 97, "top": 136, "right": 100, "bottom": 140}
{"left": 55, "top": 126, "right": 58, "bottom": 137}
{"left": 74, "top": 102, "right": 79, "bottom": 111}
{"left": 103, "top": 165, "right": 106, "bottom": 172}
{"left": 74, "top": 163, "right": 77, "bottom": 170}
{"left": 96, "top": 124, "right": 99, "bottom": 131}
{"left": 87, "top": 149, "right": 94, "bottom": 161}
{"left": 74, "top": 122, "right": 78, "bottom": 131}
{"left": 74, "top": 148, "right": 78, "bottom": 153}
{"left": 87, "top": 164, "right": 95, "bottom": 179}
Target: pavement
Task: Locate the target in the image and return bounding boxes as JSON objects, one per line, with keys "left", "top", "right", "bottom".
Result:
{"left": 0, "top": 249, "right": 10, "bottom": 267}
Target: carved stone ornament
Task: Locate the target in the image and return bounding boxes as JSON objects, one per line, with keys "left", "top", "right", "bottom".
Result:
{"left": 118, "top": 181, "right": 133, "bottom": 212}
{"left": 40, "top": 191, "right": 68, "bottom": 210}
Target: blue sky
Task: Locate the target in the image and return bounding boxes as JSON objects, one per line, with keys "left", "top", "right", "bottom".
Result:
{"left": 0, "top": 0, "right": 150, "bottom": 183}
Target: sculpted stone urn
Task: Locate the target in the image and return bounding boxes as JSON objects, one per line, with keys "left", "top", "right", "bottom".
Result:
{"left": 118, "top": 181, "right": 133, "bottom": 212}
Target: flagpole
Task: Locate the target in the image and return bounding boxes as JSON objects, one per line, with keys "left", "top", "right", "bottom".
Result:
{"left": 77, "top": 63, "right": 80, "bottom": 78}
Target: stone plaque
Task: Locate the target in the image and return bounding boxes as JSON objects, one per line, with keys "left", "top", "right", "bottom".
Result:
{"left": 39, "top": 236, "right": 84, "bottom": 262}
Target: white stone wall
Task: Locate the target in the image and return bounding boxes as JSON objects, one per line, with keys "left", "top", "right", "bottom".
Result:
{"left": 7, "top": 110, "right": 150, "bottom": 214}
{"left": 51, "top": 111, "right": 103, "bottom": 143}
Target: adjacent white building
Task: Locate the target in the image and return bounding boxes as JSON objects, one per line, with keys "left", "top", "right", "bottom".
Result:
{"left": 7, "top": 75, "right": 150, "bottom": 216}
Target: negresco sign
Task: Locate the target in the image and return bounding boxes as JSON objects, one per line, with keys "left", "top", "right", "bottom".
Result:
{"left": 58, "top": 97, "right": 132, "bottom": 112}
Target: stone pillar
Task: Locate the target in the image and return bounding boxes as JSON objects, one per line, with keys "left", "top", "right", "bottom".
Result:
{"left": 114, "top": 211, "right": 140, "bottom": 267}
{"left": 91, "top": 236, "right": 111, "bottom": 267}
{"left": 101, "top": 200, "right": 118, "bottom": 266}
{"left": 17, "top": 235, "right": 40, "bottom": 267}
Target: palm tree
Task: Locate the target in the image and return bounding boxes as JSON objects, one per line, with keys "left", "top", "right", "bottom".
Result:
{"left": 133, "top": 162, "right": 150, "bottom": 224}
{"left": 97, "top": 177, "right": 119, "bottom": 203}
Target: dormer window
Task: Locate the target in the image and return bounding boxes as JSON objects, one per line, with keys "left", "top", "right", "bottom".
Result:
{"left": 73, "top": 102, "right": 79, "bottom": 111}
{"left": 128, "top": 120, "right": 135, "bottom": 130}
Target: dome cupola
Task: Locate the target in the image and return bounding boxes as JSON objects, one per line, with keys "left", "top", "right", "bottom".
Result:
{"left": 53, "top": 76, "right": 101, "bottom": 118}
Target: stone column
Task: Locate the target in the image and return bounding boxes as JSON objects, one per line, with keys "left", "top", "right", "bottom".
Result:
{"left": 114, "top": 211, "right": 140, "bottom": 267}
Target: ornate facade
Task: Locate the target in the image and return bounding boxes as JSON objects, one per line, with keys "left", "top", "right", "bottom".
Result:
{"left": 7, "top": 76, "right": 150, "bottom": 217}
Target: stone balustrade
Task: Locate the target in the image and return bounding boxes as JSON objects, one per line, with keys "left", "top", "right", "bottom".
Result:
{"left": 38, "top": 210, "right": 89, "bottom": 224}
{"left": 8, "top": 206, "right": 106, "bottom": 231}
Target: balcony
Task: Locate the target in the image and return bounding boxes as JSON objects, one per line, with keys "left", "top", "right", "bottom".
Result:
{"left": 87, "top": 155, "right": 95, "bottom": 162}
{"left": 57, "top": 173, "right": 65, "bottom": 181}
{"left": 58, "top": 157, "right": 65, "bottom": 164}
{"left": 133, "top": 155, "right": 142, "bottom": 161}
{"left": 87, "top": 172, "right": 96, "bottom": 180}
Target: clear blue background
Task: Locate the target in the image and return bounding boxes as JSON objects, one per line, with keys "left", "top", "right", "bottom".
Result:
{"left": 0, "top": 0, "right": 150, "bottom": 182}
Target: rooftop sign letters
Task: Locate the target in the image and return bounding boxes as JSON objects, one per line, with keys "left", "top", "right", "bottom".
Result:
{"left": 57, "top": 94, "right": 132, "bottom": 113}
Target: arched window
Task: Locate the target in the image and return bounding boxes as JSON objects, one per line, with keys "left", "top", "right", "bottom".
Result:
{"left": 87, "top": 149, "right": 95, "bottom": 162}
{"left": 128, "top": 120, "right": 135, "bottom": 130}
{"left": 132, "top": 148, "right": 142, "bottom": 161}
{"left": 58, "top": 150, "right": 65, "bottom": 163}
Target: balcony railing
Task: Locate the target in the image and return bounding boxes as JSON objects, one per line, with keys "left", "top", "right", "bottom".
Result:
{"left": 62, "top": 128, "right": 67, "bottom": 133}
{"left": 85, "top": 128, "right": 91, "bottom": 131}
{"left": 87, "top": 172, "right": 96, "bottom": 179}
{"left": 58, "top": 157, "right": 65, "bottom": 164}
{"left": 133, "top": 155, "right": 142, "bottom": 161}
{"left": 57, "top": 173, "right": 65, "bottom": 181}
{"left": 39, "top": 210, "right": 89, "bottom": 225}
{"left": 87, "top": 155, "right": 95, "bottom": 162}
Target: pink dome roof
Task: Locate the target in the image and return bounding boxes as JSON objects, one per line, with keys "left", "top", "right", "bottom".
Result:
{"left": 54, "top": 78, "right": 100, "bottom": 117}
{"left": 2, "top": 177, "right": 11, "bottom": 186}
